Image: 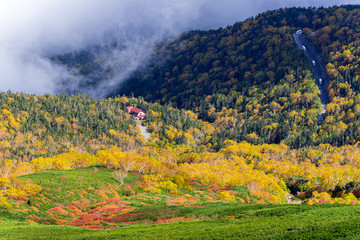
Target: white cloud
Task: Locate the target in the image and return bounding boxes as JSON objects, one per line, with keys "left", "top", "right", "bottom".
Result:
{"left": 0, "top": 0, "right": 207, "bottom": 95}
{"left": 0, "top": 0, "right": 358, "bottom": 95}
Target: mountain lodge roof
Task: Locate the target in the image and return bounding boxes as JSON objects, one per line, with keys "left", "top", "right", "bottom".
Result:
{"left": 138, "top": 114, "right": 146, "bottom": 119}
{"left": 126, "top": 106, "right": 143, "bottom": 114}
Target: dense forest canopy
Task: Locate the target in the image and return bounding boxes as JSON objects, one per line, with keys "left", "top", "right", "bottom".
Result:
{"left": 53, "top": 5, "right": 360, "bottom": 148}
{"left": 117, "top": 5, "right": 360, "bottom": 147}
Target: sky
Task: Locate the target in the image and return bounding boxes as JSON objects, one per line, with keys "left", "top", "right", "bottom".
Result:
{"left": 197, "top": 0, "right": 360, "bottom": 29}
{"left": 0, "top": 0, "right": 359, "bottom": 96}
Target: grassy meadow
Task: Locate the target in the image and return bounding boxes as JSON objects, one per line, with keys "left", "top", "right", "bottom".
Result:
{"left": 1, "top": 168, "right": 360, "bottom": 239}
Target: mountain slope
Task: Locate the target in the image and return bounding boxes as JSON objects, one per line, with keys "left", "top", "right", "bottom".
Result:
{"left": 118, "top": 5, "right": 360, "bottom": 147}
{"left": 54, "top": 5, "right": 360, "bottom": 148}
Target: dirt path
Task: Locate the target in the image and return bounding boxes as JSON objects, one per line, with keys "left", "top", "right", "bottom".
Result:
{"left": 137, "top": 120, "right": 150, "bottom": 141}
{"left": 286, "top": 194, "right": 303, "bottom": 204}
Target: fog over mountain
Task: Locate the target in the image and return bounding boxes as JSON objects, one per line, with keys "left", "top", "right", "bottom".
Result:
{"left": 0, "top": 0, "right": 358, "bottom": 96}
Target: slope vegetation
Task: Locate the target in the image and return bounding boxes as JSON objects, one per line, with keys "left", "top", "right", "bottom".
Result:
{"left": 56, "top": 6, "right": 360, "bottom": 147}
{"left": 1, "top": 92, "right": 360, "bottom": 238}
{"left": 118, "top": 5, "right": 360, "bottom": 147}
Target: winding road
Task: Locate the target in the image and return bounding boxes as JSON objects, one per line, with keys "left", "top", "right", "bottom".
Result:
{"left": 293, "top": 31, "right": 330, "bottom": 125}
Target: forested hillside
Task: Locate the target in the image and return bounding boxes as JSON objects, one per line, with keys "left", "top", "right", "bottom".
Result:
{"left": 116, "top": 5, "right": 360, "bottom": 147}
{"left": 0, "top": 92, "right": 145, "bottom": 162}
{"left": 2, "top": 92, "right": 360, "bottom": 211}
{"left": 55, "top": 6, "right": 360, "bottom": 147}
{"left": 4, "top": 5, "right": 360, "bottom": 238}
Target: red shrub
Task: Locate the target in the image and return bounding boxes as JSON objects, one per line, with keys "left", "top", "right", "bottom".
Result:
{"left": 67, "top": 205, "right": 82, "bottom": 215}
{"left": 54, "top": 203, "right": 65, "bottom": 208}
{"left": 86, "top": 225, "right": 104, "bottom": 230}
{"left": 107, "top": 212, "right": 142, "bottom": 223}
{"left": 353, "top": 188, "right": 360, "bottom": 198}
{"left": 47, "top": 207, "right": 71, "bottom": 215}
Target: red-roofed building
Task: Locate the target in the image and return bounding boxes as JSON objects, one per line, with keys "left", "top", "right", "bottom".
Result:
{"left": 126, "top": 106, "right": 146, "bottom": 120}
{"left": 137, "top": 114, "right": 146, "bottom": 119}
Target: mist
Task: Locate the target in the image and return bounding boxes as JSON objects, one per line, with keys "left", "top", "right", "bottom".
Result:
{"left": 0, "top": 0, "right": 358, "bottom": 96}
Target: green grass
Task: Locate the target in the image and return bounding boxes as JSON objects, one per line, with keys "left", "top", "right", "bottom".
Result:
{"left": 1, "top": 168, "right": 360, "bottom": 239}
{"left": 20, "top": 167, "right": 141, "bottom": 202}
{"left": 1, "top": 204, "right": 360, "bottom": 239}
{"left": 0, "top": 168, "right": 142, "bottom": 225}
{"left": 9, "top": 168, "right": 258, "bottom": 225}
